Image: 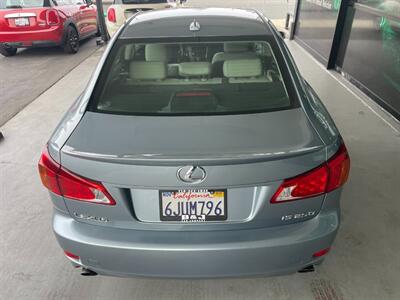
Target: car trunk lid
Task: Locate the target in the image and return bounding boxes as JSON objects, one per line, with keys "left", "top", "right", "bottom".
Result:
{"left": 59, "top": 108, "right": 327, "bottom": 231}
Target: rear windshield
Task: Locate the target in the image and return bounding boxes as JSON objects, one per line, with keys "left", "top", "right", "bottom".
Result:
{"left": 0, "top": 0, "right": 45, "bottom": 8}
{"left": 89, "top": 39, "right": 298, "bottom": 116}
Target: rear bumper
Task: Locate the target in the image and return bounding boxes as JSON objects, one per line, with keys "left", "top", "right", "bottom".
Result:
{"left": 53, "top": 208, "right": 339, "bottom": 278}
{"left": 0, "top": 26, "right": 63, "bottom": 47}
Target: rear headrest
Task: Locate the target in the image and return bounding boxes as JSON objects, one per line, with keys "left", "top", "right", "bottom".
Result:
{"left": 124, "top": 44, "right": 135, "bottom": 60}
{"left": 145, "top": 44, "right": 168, "bottom": 62}
{"left": 223, "top": 59, "right": 263, "bottom": 78}
{"left": 129, "top": 61, "right": 167, "bottom": 81}
{"left": 179, "top": 62, "right": 211, "bottom": 77}
{"left": 212, "top": 51, "right": 257, "bottom": 64}
{"left": 224, "top": 43, "right": 250, "bottom": 53}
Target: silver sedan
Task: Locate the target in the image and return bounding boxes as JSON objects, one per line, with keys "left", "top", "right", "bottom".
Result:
{"left": 38, "top": 8, "right": 350, "bottom": 278}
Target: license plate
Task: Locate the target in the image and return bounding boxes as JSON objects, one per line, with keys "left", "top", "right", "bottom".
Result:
{"left": 159, "top": 189, "right": 227, "bottom": 222}
{"left": 15, "top": 18, "right": 29, "bottom": 27}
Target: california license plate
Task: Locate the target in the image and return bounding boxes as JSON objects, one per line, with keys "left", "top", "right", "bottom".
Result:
{"left": 15, "top": 18, "right": 29, "bottom": 27}
{"left": 159, "top": 189, "right": 227, "bottom": 222}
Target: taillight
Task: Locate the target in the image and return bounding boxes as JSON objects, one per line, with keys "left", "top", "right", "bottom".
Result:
{"left": 107, "top": 7, "right": 116, "bottom": 23}
{"left": 326, "top": 144, "right": 351, "bottom": 192}
{"left": 271, "top": 165, "right": 328, "bottom": 203}
{"left": 38, "top": 147, "right": 116, "bottom": 205}
{"left": 38, "top": 147, "right": 61, "bottom": 195}
{"left": 271, "top": 143, "right": 350, "bottom": 203}
{"left": 46, "top": 9, "right": 60, "bottom": 26}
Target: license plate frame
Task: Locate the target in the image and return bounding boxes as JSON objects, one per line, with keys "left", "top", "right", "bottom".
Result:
{"left": 15, "top": 17, "right": 30, "bottom": 27}
{"left": 159, "top": 189, "right": 227, "bottom": 222}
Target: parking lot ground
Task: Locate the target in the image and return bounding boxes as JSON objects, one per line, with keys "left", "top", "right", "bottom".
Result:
{"left": 1, "top": 34, "right": 400, "bottom": 298}
{"left": 0, "top": 38, "right": 100, "bottom": 127}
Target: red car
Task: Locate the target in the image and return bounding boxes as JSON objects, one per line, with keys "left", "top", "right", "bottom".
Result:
{"left": 0, "top": 0, "right": 98, "bottom": 56}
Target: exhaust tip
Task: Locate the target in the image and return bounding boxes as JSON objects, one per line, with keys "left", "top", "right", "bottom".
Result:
{"left": 298, "top": 265, "right": 315, "bottom": 273}
{"left": 81, "top": 268, "right": 98, "bottom": 276}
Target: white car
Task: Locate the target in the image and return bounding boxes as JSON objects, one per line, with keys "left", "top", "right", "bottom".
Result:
{"left": 106, "top": 0, "right": 186, "bottom": 37}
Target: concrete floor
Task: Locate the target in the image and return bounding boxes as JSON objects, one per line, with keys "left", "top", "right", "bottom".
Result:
{"left": 0, "top": 38, "right": 100, "bottom": 126}
{"left": 1, "top": 2, "right": 400, "bottom": 299}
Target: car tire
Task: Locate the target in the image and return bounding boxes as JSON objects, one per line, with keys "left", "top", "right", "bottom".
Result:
{"left": 63, "top": 26, "right": 79, "bottom": 54}
{"left": 0, "top": 45, "right": 17, "bottom": 57}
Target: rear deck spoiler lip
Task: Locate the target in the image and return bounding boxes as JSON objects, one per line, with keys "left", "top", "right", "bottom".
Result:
{"left": 61, "top": 144, "right": 325, "bottom": 166}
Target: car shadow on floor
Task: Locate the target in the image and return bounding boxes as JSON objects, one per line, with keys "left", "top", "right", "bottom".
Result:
{"left": 14, "top": 38, "right": 96, "bottom": 58}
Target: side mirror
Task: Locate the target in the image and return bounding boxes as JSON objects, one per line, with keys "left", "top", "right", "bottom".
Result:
{"left": 279, "top": 31, "right": 286, "bottom": 39}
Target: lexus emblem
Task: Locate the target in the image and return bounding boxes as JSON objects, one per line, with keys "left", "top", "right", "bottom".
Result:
{"left": 189, "top": 19, "right": 201, "bottom": 32}
{"left": 177, "top": 166, "right": 206, "bottom": 183}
